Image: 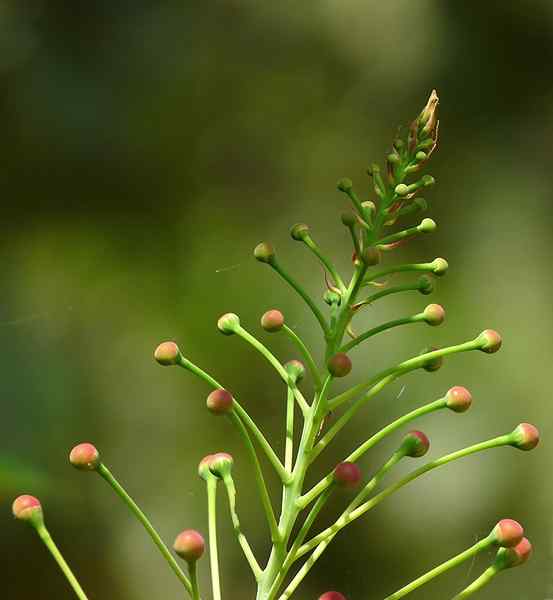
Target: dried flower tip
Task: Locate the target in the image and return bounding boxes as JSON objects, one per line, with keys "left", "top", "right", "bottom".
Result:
{"left": 341, "top": 211, "right": 357, "bottom": 227}
{"left": 423, "top": 303, "right": 445, "bottom": 326}
{"left": 290, "top": 223, "right": 310, "bottom": 241}
{"left": 209, "top": 452, "right": 234, "bottom": 478}
{"left": 198, "top": 454, "right": 214, "bottom": 480}
{"left": 154, "top": 341, "right": 181, "bottom": 366}
{"left": 319, "top": 592, "right": 347, "bottom": 600}
{"left": 492, "top": 519, "right": 524, "bottom": 548}
{"left": 361, "top": 247, "right": 380, "bottom": 266}
{"left": 400, "top": 430, "right": 430, "bottom": 458}
{"left": 285, "top": 359, "right": 306, "bottom": 383}
{"left": 510, "top": 423, "right": 540, "bottom": 451}
{"left": 12, "top": 495, "right": 43, "bottom": 525}
{"left": 418, "top": 90, "right": 439, "bottom": 127}
{"left": 337, "top": 178, "right": 353, "bottom": 193}
{"left": 431, "top": 257, "right": 448, "bottom": 276}
{"left": 254, "top": 242, "right": 275, "bottom": 264}
{"left": 327, "top": 353, "right": 352, "bottom": 378}
{"left": 477, "top": 329, "right": 502, "bottom": 353}
{"left": 395, "top": 183, "right": 409, "bottom": 196}
{"left": 334, "top": 461, "right": 362, "bottom": 489}
{"left": 419, "top": 218, "right": 437, "bottom": 233}
{"left": 173, "top": 529, "right": 205, "bottom": 563}
{"left": 445, "top": 386, "right": 472, "bottom": 413}
{"left": 217, "top": 313, "right": 240, "bottom": 335}
{"left": 418, "top": 275, "right": 434, "bottom": 295}
{"left": 69, "top": 443, "right": 100, "bottom": 471}
{"left": 420, "top": 346, "right": 443, "bottom": 372}
{"left": 206, "top": 389, "right": 234, "bottom": 415}
{"left": 261, "top": 309, "right": 285, "bottom": 332}
{"left": 494, "top": 538, "right": 532, "bottom": 570}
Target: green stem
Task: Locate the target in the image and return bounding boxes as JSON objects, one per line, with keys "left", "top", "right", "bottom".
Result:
{"left": 452, "top": 565, "right": 500, "bottom": 599}
{"left": 384, "top": 536, "right": 495, "bottom": 599}
{"left": 362, "top": 261, "right": 439, "bottom": 285}
{"left": 36, "top": 525, "right": 89, "bottom": 600}
{"left": 282, "top": 324, "right": 322, "bottom": 390}
{"left": 357, "top": 282, "right": 424, "bottom": 307}
{"left": 189, "top": 562, "right": 201, "bottom": 600}
{"left": 302, "top": 235, "right": 346, "bottom": 291}
{"left": 375, "top": 222, "right": 426, "bottom": 246}
{"left": 207, "top": 478, "right": 222, "bottom": 600}
{"left": 340, "top": 314, "right": 424, "bottom": 353}
{"left": 222, "top": 473, "right": 263, "bottom": 580}
{"left": 97, "top": 464, "right": 192, "bottom": 594}
{"left": 285, "top": 387, "right": 295, "bottom": 473}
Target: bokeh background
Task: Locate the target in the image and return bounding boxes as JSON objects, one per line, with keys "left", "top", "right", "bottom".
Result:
{"left": 1, "top": 2, "right": 552, "bottom": 599}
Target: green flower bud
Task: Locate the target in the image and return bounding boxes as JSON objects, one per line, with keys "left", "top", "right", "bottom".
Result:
{"left": 419, "top": 218, "right": 437, "bottom": 233}
{"left": 422, "top": 303, "right": 445, "bottom": 325}
{"left": 154, "top": 341, "right": 181, "bottom": 366}
{"left": 387, "top": 153, "right": 400, "bottom": 164}
{"left": 12, "top": 495, "right": 43, "bottom": 527}
{"left": 420, "top": 346, "right": 443, "bottom": 372}
{"left": 198, "top": 455, "right": 214, "bottom": 481}
{"left": 327, "top": 353, "right": 352, "bottom": 378}
{"left": 173, "top": 529, "right": 205, "bottom": 563}
{"left": 217, "top": 313, "right": 240, "bottom": 335}
{"left": 476, "top": 329, "right": 502, "bottom": 353}
{"left": 254, "top": 242, "right": 275, "bottom": 264}
{"left": 290, "top": 223, "right": 310, "bottom": 241}
{"left": 323, "top": 289, "right": 342, "bottom": 306}
{"left": 494, "top": 538, "right": 532, "bottom": 570}
{"left": 415, "top": 151, "right": 427, "bottom": 162}
{"left": 341, "top": 211, "right": 357, "bottom": 227}
{"left": 445, "top": 386, "right": 472, "bottom": 413}
{"left": 69, "top": 443, "right": 100, "bottom": 471}
{"left": 209, "top": 452, "right": 234, "bottom": 478}
{"left": 261, "top": 309, "right": 285, "bottom": 332}
{"left": 337, "top": 178, "right": 353, "bottom": 193}
{"left": 285, "top": 359, "right": 305, "bottom": 383}
{"left": 431, "top": 257, "right": 448, "bottom": 276}
{"left": 492, "top": 519, "right": 524, "bottom": 548}
{"left": 418, "top": 275, "right": 434, "bottom": 295}
{"left": 395, "top": 183, "right": 409, "bottom": 196}
{"left": 206, "top": 389, "right": 234, "bottom": 415}
{"left": 421, "top": 174, "right": 435, "bottom": 187}
{"left": 510, "top": 423, "right": 540, "bottom": 451}
{"left": 400, "top": 430, "right": 430, "bottom": 458}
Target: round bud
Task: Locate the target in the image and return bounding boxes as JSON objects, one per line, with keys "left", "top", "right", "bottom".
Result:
{"left": 206, "top": 389, "right": 234, "bottom": 415}
{"left": 319, "top": 593, "right": 347, "bottom": 600}
{"left": 334, "top": 462, "right": 361, "bottom": 489}
{"left": 418, "top": 275, "right": 434, "bottom": 295}
{"left": 285, "top": 359, "right": 306, "bottom": 384}
{"left": 421, "top": 175, "right": 435, "bottom": 187}
{"left": 154, "top": 341, "right": 180, "bottom": 366}
{"left": 209, "top": 452, "right": 234, "bottom": 478}
{"left": 510, "top": 423, "right": 540, "bottom": 451}
{"left": 290, "top": 223, "right": 310, "bottom": 241}
{"left": 423, "top": 303, "right": 445, "bottom": 326}
{"left": 217, "top": 313, "right": 240, "bottom": 335}
{"left": 419, "top": 218, "right": 437, "bottom": 233}
{"left": 445, "top": 386, "right": 472, "bottom": 413}
{"left": 323, "top": 289, "right": 341, "bottom": 306}
{"left": 415, "top": 151, "right": 427, "bottom": 162}
{"left": 69, "top": 443, "right": 100, "bottom": 471}
{"left": 492, "top": 519, "right": 524, "bottom": 548}
{"left": 173, "top": 529, "right": 205, "bottom": 563}
{"left": 495, "top": 538, "right": 532, "bottom": 570}
{"left": 12, "top": 495, "right": 43, "bottom": 525}
{"left": 341, "top": 211, "right": 357, "bottom": 227}
{"left": 400, "top": 430, "right": 430, "bottom": 458}
{"left": 477, "top": 329, "right": 502, "bottom": 354}
{"left": 327, "top": 353, "right": 352, "bottom": 378}
{"left": 387, "top": 153, "right": 400, "bottom": 164}
{"left": 361, "top": 247, "right": 380, "bottom": 266}
{"left": 420, "top": 346, "right": 443, "bottom": 372}
{"left": 337, "top": 178, "right": 353, "bottom": 193}
{"left": 395, "top": 183, "right": 409, "bottom": 196}
{"left": 254, "top": 242, "right": 275, "bottom": 264}
{"left": 361, "top": 200, "right": 376, "bottom": 215}
{"left": 198, "top": 454, "right": 214, "bottom": 480}
{"left": 432, "top": 257, "right": 448, "bottom": 276}
{"left": 261, "top": 309, "right": 284, "bottom": 332}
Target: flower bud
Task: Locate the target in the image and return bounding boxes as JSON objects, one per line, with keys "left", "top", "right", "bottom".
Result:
{"left": 341, "top": 211, "right": 357, "bottom": 227}
{"left": 477, "top": 329, "right": 502, "bottom": 353}
{"left": 419, "top": 218, "right": 437, "bottom": 233}
{"left": 327, "top": 353, "right": 352, "bottom": 378}
{"left": 198, "top": 455, "right": 214, "bottom": 480}
{"left": 206, "top": 389, "right": 234, "bottom": 415}
{"left": 290, "top": 223, "right": 310, "bottom": 241}
{"left": 423, "top": 303, "right": 445, "bottom": 326}
{"left": 395, "top": 183, "right": 409, "bottom": 196}
{"left": 319, "top": 592, "right": 347, "bottom": 600}
{"left": 510, "top": 423, "right": 540, "bottom": 451}
{"left": 69, "top": 443, "right": 100, "bottom": 471}
{"left": 421, "top": 175, "right": 435, "bottom": 187}
{"left": 217, "top": 313, "right": 240, "bottom": 335}
{"left": 431, "top": 257, "right": 448, "bottom": 276}
{"left": 173, "top": 529, "right": 205, "bottom": 563}
{"left": 387, "top": 152, "right": 400, "bottom": 165}
{"left": 209, "top": 452, "right": 234, "bottom": 478}
{"left": 12, "top": 495, "right": 43, "bottom": 526}
{"left": 323, "top": 289, "right": 341, "bottom": 306}
{"left": 337, "top": 178, "right": 353, "bottom": 193}
{"left": 418, "top": 275, "right": 434, "bottom": 295}
{"left": 361, "top": 247, "right": 380, "bottom": 266}
{"left": 154, "top": 341, "right": 181, "bottom": 366}
{"left": 445, "top": 386, "right": 472, "bottom": 413}
{"left": 254, "top": 242, "right": 275, "bottom": 264}
{"left": 415, "top": 151, "right": 427, "bottom": 162}
{"left": 285, "top": 359, "right": 305, "bottom": 383}
{"left": 494, "top": 538, "right": 532, "bottom": 570}
{"left": 333, "top": 462, "right": 361, "bottom": 489}
{"left": 261, "top": 309, "right": 284, "bottom": 332}
{"left": 492, "top": 519, "right": 524, "bottom": 548}
{"left": 418, "top": 90, "right": 439, "bottom": 127}
{"left": 400, "top": 430, "right": 430, "bottom": 458}
{"left": 420, "top": 346, "right": 443, "bottom": 372}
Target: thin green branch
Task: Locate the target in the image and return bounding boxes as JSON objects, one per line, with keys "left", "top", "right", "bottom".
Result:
{"left": 282, "top": 324, "right": 322, "bottom": 390}
{"left": 339, "top": 314, "right": 424, "bottom": 353}
{"left": 207, "top": 478, "right": 222, "bottom": 600}
{"left": 284, "top": 387, "right": 295, "bottom": 474}
{"left": 302, "top": 235, "right": 346, "bottom": 291}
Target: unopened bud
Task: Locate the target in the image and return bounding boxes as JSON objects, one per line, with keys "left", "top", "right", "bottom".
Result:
{"left": 421, "top": 175, "right": 435, "bottom": 187}
{"left": 419, "top": 218, "right": 437, "bottom": 233}
{"left": 217, "top": 313, "right": 240, "bottom": 335}
{"left": 290, "top": 223, "right": 310, "bottom": 241}
{"left": 154, "top": 341, "right": 181, "bottom": 366}
{"left": 323, "top": 289, "right": 341, "bottom": 306}
{"left": 206, "top": 389, "right": 234, "bottom": 415}
{"left": 209, "top": 452, "right": 234, "bottom": 478}
{"left": 327, "top": 353, "right": 352, "bottom": 378}
{"left": 261, "top": 309, "right": 284, "bottom": 332}
{"left": 387, "top": 153, "right": 400, "bottom": 164}
{"left": 337, "top": 178, "right": 353, "bottom": 193}
{"left": 69, "top": 443, "right": 100, "bottom": 471}
{"left": 418, "top": 275, "right": 434, "bottom": 295}
{"left": 492, "top": 519, "right": 524, "bottom": 548}
{"left": 431, "top": 257, "right": 448, "bottom": 276}
{"left": 173, "top": 529, "right": 205, "bottom": 563}
{"left": 341, "top": 211, "right": 357, "bottom": 227}
{"left": 285, "top": 359, "right": 305, "bottom": 383}
{"left": 333, "top": 462, "right": 361, "bottom": 489}
{"left": 494, "top": 538, "right": 532, "bottom": 570}
{"left": 254, "top": 242, "right": 275, "bottom": 264}
{"left": 477, "top": 329, "right": 502, "bottom": 353}
{"left": 420, "top": 346, "right": 443, "bottom": 372}
{"left": 415, "top": 151, "right": 427, "bottom": 162}
{"left": 319, "top": 593, "right": 347, "bottom": 600}
{"left": 12, "top": 495, "right": 43, "bottom": 526}
{"left": 510, "top": 423, "right": 540, "bottom": 451}
{"left": 395, "top": 183, "right": 409, "bottom": 196}
{"left": 445, "top": 386, "right": 472, "bottom": 413}
{"left": 400, "top": 430, "right": 430, "bottom": 458}
{"left": 198, "top": 455, "right": 214, "bottom": 480}
{"left": 361, "top": 247, "right": 380, "bottom": 266}
{"left": 423, "top": 303, "right": 445, "bottom": 326}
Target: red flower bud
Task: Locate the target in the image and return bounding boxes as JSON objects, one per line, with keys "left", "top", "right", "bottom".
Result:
{"left": 261, "top": 310, "right": 284, "bottom": 332}
{"left": 492, "top": 519, "right": 524, "bottom": 548}
{"left": 173, "top": 529, "right": 205, "bottom": 563}
{"left": 400, "top": 430, "right": 430, "bottom": 458}
{"left": 154, "top": 341, "right": 180, "bottom": 366}
{"left": 445, "top": 386, "right": 472, "bottom": 413}
{"left": 510, "top": 423, "right": 540, "bottom": 451}
{"left": 12, "top": 495, "right": 43, "bottom": 524}
{"left": 327, "top": 353, "right": 352, "bottom": 378}
{"left": 334, "top": 462, "right": 361, "bottom": 489}
{"left": 423, "top": 303, "right": 445, "bottom": 326}
{"left": 206, "top": 389, "right": 234, "bottom": 415}
{"left": 69, "top": 443, "right": 100, "bottom": 471}
{"left": 319, "top": 593, "right": 347, "bottom": 600}
{"left": 477, "top": 329, "right": 502, "bottom": 353}
{"left": 495, "top": 537, "right": 532, "bottom": 570}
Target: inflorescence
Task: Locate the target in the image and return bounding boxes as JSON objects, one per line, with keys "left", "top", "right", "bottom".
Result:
{"left": 12, "top": 91, "right": 539, "bottom": 600}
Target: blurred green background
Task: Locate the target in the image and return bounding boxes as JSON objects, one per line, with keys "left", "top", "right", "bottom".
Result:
{"left": 1, "top": 1, "right": 552, "bottom": 598}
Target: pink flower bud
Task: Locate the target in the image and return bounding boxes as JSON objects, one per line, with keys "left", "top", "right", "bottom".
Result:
{"left": 423, "top": 303, "right": 445, "bottom": 326}
{"left": 69, "top": 443, "right": 100, "bottom": 471}
{"left": 492, "top": 519, "right": 524, "bottom": 547}
{"left": 495, "top": 537, "right": 532, "bottom": 570}
{"left": 400, "top": 430, "right": 430, "bottom": 458}
{"left": 477, "top": 329, "right": 502, "bottom": 353}
{"left": 154, "top": 341, "right": 180, "bottom": 366}
{"left": 217, "top": 313, "right": 240, "bottom": 335}
{"left": 285, "top": 360, "right": 305, "bottom": 383}
{"left": 206, "top": 389, "right": 234, "bottom": 415}
{"left": 327, "top": 353, "right": 352, "bottom": 378}
{"left": 261, "top": 310, "right": 284, "bottom": 332}
{"left": 254, "top": 242, "right": 275, "bottom": 264}
{"left": 12, "top": 495, "right": 43, "bottom": 526}
{"left": 173, "top": 529, "right": 205, "bottom": 563}
{"left": 319, "top": 593, "right": 347, "bottom": 600}
{"left": 209, "top": 452, "right": 234, "bottom": 478}
{"left": 198, "top": 454, "right": 214, "bottom": 480}
{"left": 445, "top": 386, "right": 472, "bottom": 413}
{"left": 510, "top": 423, "right": 540, "bottom": 451}
{"left": 334, "top": 462, "right": 361, "bottom": 489}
